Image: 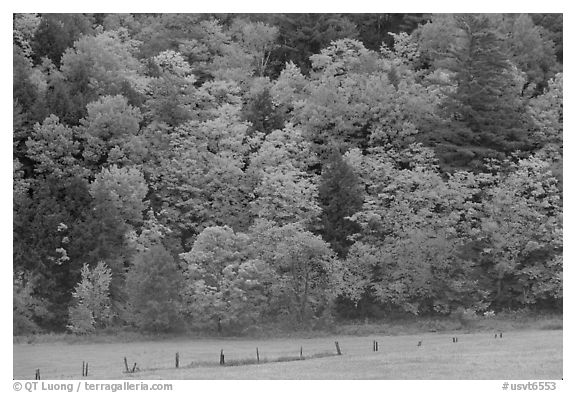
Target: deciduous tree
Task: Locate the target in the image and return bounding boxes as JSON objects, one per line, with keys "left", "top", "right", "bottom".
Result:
{"left": 67, "top": 262, "right": 114, "bottom": 333}
{"left": 125, "top": 245, "right": 182, "bottom": 332}
{"left": 180, "top": 226, "right": 270, "bottom": 332}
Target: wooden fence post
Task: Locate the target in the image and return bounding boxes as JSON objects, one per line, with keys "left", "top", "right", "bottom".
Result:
{"left": 300, "top": 346, "right": 303, "bottom": 359}
{"left": 335, "top": 341, "right": 342, "bottom": 355}
{"left": 220, "top": 349, "right": 225, "bottom": 365}
{"left": 175, "top": 352, "right": 179, "bottom": 368}
{"left": 256, "top": 347, "right": 260, "bottom": 364}
{"left": 124, "top": 357, "right": 130, "bottom": 373}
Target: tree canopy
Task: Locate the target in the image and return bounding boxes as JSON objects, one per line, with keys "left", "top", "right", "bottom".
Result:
{"left": 13, "top": 13, "right": 562, "bottom": 333}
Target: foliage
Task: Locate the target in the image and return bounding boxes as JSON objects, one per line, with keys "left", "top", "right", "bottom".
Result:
{"left": 89, "top": 165, "right": 149, "bottom": 226}
{"left": 528, "top": 73, "right": 563, "bottom": 149}
{"left": 124, "top": 245, "right": 183, "bottom": 332}
{"left": 12, "top": 13, "right": 563, "bottom": 333}
{"left": 143, "top": 72, "right": 197, "bottom": 126}
{"left": 13, "top": 13, "right": 41, "bottom": 58}
{"left": 530, "top": 14, "right": 563, "bottom": 63}
{"left": 241, "top": 77, "right": 285, "bottom": 134}
{"left": 67, "top": 262, "right": 114, "bottom": 333}
{"left": 25, "top": 115, "right": 86, "bottom": 179}
{"left": 265, "top": 14, "right": 359, "bottom": 76}
{"left": 440, "top": 14, "right": 530, "bottom": 151}
{"left": 318, "top": 150, "right": 363, "bottom": 257}
{"left": 13, "top": 176, "right": 115, "bottom": 330}
{"left": 248, "top": 124, "right": 320, "bottom": 226}
{"left": 150, "top": 106, "right": 254, "bottom": 241}
{"left": 13, "top": 273, "right": 49, "bottom": 335}
{"left": 228, "top": 19, "right": 279, "bottom": 77}
{"left": 473, "top": 157, "right": 562, "bottom": 309}
{"left": 341, "top": 145, "right": 486, "bottom": 315}
{"left": 30, "top": 13, "right": 95, "bottom": 66}
{"left": 249, "top": 220, "right": 337, "bottom": 325}
{"left": 415, "top": 13, "right": 555, "bottom": 169}
{"left": 295, "top": 39, "right": 439, "bottom": 160}
{"left": 78, "top": 95, "right": 143, "bottom": 168}
{"left": 125, "top": 210, "right": 173, "bottom": 253}
{"left": 180, "top": 226, "right": 270, "bottom": 332}
{"left": 58, "top": 28, "right": 143, "bottom": 123}
{"left": 13, "top": 44, "right": 47, "bottom": 131}
{"left": 67, "top": 302, "right": 96, "bottom": 334}
{"left": 500, "top": 14, "right": 559, "bottom": 92}
{"left": 152, "top": 50, "right": 193, "bottom": 77}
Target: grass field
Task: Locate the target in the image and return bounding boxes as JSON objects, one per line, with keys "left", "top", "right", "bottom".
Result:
{"left": 13, "top": 329, "right": 562, "bottom": 379}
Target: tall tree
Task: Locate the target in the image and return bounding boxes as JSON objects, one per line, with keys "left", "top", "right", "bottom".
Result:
{"left": 180, "top": 226, "right": 270, "bottom": 332}
{"left": 150, "top": 105, "right": 254, "bottom": 244}
{"left": 25, "top": 115, "right": 87, "bottom": 179}
{"left": 77, "top": 95, "right": 143, "bottom": 169}
{"left": 241, "top": 77, "right": 285, "bottom": 135}
{"left": 249, "top": 220, "right": 337, "bottom": 326}
{"left": 248, "top": 124, "right": 320, "bottom": 227}
{"left": 59, "top": 28, "right": 144, "bottom": 124}
{"left": 341, "top": 145, "right": 485, "bottom": 315}
{"left": 89, "top": 165, "right": 149, "bottom": 227}
{"left": 318, "top": 150, "right": 363, "bottom": 258}
{"left": 418, "top": 14, "right": 533, "bottom": 169}
{"left": 472, "top": 157, "right": 562, "bottom": 309}
{"left": 442, "top": 15, "right": 529, "bottom": 149}
{"left": 125, "top": 245, "right": 183, "bottom": 332}
{"left": 13, "top": 176, "right": 103, "bottom": 330}
{"left": 67, "top": 261, "right": 114, "bottom": 333}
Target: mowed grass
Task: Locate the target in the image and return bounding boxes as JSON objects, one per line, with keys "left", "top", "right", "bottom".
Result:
{"left": 13, "top": 330, "right": 561, "bottom": 380}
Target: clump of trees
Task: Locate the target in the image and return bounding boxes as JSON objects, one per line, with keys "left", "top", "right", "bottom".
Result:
{"left": 13, "top": 13, "right": 562, "bottom": 335}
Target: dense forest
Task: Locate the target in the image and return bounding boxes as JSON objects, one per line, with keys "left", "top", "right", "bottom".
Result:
{"left": 13, "top": 13, "right": 563, "bottom": 335}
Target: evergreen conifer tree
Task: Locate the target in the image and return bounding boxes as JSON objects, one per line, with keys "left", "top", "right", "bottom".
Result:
{"left": 442, "top": 14, "right": 530, "bottom": 154}
{"left": 318, "top": 150, "right": 363, "bottom": 257}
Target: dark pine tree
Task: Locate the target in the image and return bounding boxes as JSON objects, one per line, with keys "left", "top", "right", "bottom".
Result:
{"left": 13, "top": 176, "right": 96, "bottom": 330}
{"left": 318, "top": 150, "right": 363, "bottom": 258}
{"left": 347, "top": 14, "right": 429, "bottom": 51}
{"left": 434, "top": 14, "right": 532, "bottom": 170}
{"left": 241, "top": 86, "right": 285, "bottom": 135}
{"left": 265, "top": 14, "right": 359, "bottom": 77}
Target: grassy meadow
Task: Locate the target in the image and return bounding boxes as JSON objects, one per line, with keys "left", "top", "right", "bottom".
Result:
{"left": 13, "top": 329, "right": 562, "bottom": 380}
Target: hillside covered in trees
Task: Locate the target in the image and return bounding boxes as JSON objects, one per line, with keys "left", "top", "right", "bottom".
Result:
{"left": 13, "top": 13, "right": 562, "bottom": 334}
